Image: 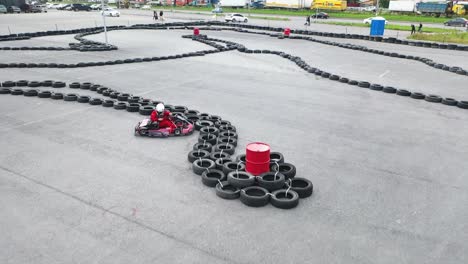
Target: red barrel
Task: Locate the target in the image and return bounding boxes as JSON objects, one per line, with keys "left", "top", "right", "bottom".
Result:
{"left": 194, "top": 27, "right": 200, "bottom": 36}
{"left": 245, "top": 142, "right": 270, "bottom": 176}
{"left": 284, "top": 28, "right": 290, "bottom": 37}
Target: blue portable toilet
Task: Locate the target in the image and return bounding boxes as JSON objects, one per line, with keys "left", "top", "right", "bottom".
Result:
{"left": 370, "top": 17, "right": 386, "bottom": 36}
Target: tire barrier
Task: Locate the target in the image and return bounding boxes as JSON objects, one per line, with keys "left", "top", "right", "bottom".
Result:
{"left": 2, "top": 21, "right": 465, "bottom": 77}
{"left": 0, "top": 79, "right": 311, "bottom": 209}
{"left": 2, "top": 22, "right": 465, "bottom": 210}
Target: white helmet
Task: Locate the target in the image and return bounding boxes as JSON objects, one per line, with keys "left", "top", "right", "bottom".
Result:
{"left": 156, "top": 103, "right": 165, "bottom": 113}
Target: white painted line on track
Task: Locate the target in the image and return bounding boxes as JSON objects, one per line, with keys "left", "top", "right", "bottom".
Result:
{"left": 379, "top": 70, "right": 390, "bottom": 78}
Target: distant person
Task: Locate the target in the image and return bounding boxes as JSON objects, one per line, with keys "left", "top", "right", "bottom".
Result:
{"left": 411, "top": 24, "right": 416, "bottom": 34}
{"left": 418, "top": 23, "right": 423, "bottom": 33}
{"left": 160, "top": 10, "right": 164, "bottom": 21}
{"left": 305, "top": 15, "right": 311, "bottom": 26}
{"left": 153, "top": 11, "right": 158, "bottom": 20}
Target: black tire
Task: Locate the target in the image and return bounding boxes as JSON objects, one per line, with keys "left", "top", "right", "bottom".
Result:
{"left": 201, "top": 169, "right": 226, "bottom": 187}
{"left": 2, "top": 81, "right": 15, "bottom": 87}
{"left": 200, "top": 126, "right": 219, "bottom": 136}
{"left": 102, "top": 100, "right": 115, "bottom": 107}
{"left": 28, "top": 81, "right": 40, "bottom": 87}
{"left": 198, "top": 133, "right": 217, "bottom": 145}
{"left": 329, "top": 74, "right": 340, "bottom": 81}
{"left": 64, "top": 94, "right": 78, "bottom": 101}
{"left": 217, "top": 136, "right": 237, "bottom": 147}
{"left": 348, "top": 80, "right": 358, "bottom": 85}
{"left": 223, "top": 161, "right": 246, "bottom": 175}
{"left": 219, "top": 130, "right": 238, "bottom": 139}
{"left": 240, "top": 186, "right": 270, "bottom": 207}
{"left": 213, "top": 143, "right": 235, "bottom": 155}
{"left": 11, "top": 89, "right": 24, "bottom": 95}
{"left": 192, "top": 159, "right": 216, "bottom": 175}
{"left": 270, "top": 189, "right": 299, "bottom": 209}
{"left": 215, "top": 157, "right": 232, "bottom": 170}
{"left": 97, "top": 87, "right": 108, "bottom": 94}
{"left": 113, "top": 102, "right": 127, "bottom": 110}
{"left": 236, "top": 154, "right": 246, "bottom": 163}
{"left": 193, "top": 142, "right": 212, "bottom": 152}
{"left": 369, "top": 84, "right": 383, "bottom": 91}
{"left": 209, "top": 151, "right": 231, "bottom": 161}
{"left": 357, "top": 81, "right": 370, "bottom": 88}
{"left": 0, "top": 88, "right": 11, "bottom": 94}
{"left": 424, "top": 95, "right": 442, "bottom": 103}
{"left": 51, "top": 93, "right": 64, "bottom": 100}
{"left": 41, "top": 80, "right": 54, "bottom": 87}
{"left": 110, "top": 92, "right": 120, "bottom": 99}
{"left": 219, "top": 124, "right": 236, "bottom": 132}
{"left": 139, "top": 105, "right": 154, "bottom": 115}
{"left": 457, "top": 101, "right": 468, "bottom": 109}
{"left": 80, "top": 82, "right": 92, "bottom": 89}
{"left": 339, "top": 77, "right": 349, "bottom": 83}
{"left": 382, "top": 86, "right": 397, "bottom": 93}
{"left": 257, "top": 172, "right": 285, "bottom": 191}
{"left": 442, "top": 98, "right": 458, "bottom": 106}
{"left": 227, "top": 171, "right": 255, "bottom": 188}
{"left": 195, "top": 120, "right": 214, "bottom": 131}
{"left": 172, "top": 105, "right": 188, "bottom": 113}
{"left": 410, "top": 92, "right": 425, "bottom": 100}
{"left": 320, "top": 72, "right": 330, "bottom": 78}
{"left": 118, "top": 93, "right": 131, "bottom": 101}
{"left": 188, "top": 149, "right": 210, "bottom": 163}
{"left": 215, "top": 181, "right": 240, "bottom": 200}
{"left": 52, "top": 81, "right": 66, "bottom": 88}
{"left": 77, "top": 95, "right": 90, "bottom": 103}
{"left": 286, "top": 177, "right": 313, "bottom": 198}
{"left": 90, "top": 84, "right": 101, "bottom": 91}
{"left": 215, "top": 120, "right": 231, "bottom": 128}
{"left": 270, "top": 163, "right": 296, "bottom": 180}
{"left": 270, "top": 152, "right": 284, "bottom": 163}
{"left": 89, "top": 98, "right": 103, "bottom": 105}
{"left": 16, "top": 80, "right": 28, "bottom": 87}
{"left": 37, "top": 91, "right": 52, "bottom": 98}
{"left": 24, "top": 89, "right": 39, "bottom": 97}
{"left": 126, "top": 103, "right": 140, "bottom": 112}
{"left": 396, "top": 89, "right": 411, "bottom": 96}
{"left": 128, "top": 96, "right": 141, "bottom": 103}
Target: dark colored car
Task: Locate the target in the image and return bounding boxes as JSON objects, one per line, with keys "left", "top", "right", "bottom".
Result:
{"left": 7, "top": 6, "right": 21, "bottom": 13}
{"left": 444, "top": 18, "right": 468, "bottom": 27}
{"left": 311, "top": 12, "right": 329, "bottom": 19}
{"left": 20, "top": 4, "right": 43, "bottom": 13}
{"left": 71, "top": 4, "right": 91, "bottom": 11}
{"left": 57, "top": 4, "right": 71, "bottom": 10}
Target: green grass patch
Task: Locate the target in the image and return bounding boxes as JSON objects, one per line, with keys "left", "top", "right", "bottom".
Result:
{"left": 321, "top": 21, "right": 458, "bottom": 33}
{"left": 408, "top": 32, "right": 468, "bottom": 44}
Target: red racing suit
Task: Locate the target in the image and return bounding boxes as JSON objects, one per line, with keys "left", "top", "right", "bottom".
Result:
{"left": 150, "top": 110, "right": 177, "bottom": 132}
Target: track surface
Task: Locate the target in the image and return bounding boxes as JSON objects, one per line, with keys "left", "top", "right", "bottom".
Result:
{"left": 1, "top": 12, "right": 468, "bottom": 264}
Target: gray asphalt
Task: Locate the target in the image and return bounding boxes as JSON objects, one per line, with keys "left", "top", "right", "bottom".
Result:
{"left": 1, "top": 10, "right": 468, "bottom": 264}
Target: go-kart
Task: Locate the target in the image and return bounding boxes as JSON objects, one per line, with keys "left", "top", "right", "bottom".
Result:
{"left": 134, "top": 115, "right": 194, "bottom": 137}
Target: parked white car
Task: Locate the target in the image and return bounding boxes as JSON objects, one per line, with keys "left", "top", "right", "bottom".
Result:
{"left": 101, "top": 7, "right": 120, "bottom": 17}
{"left": 141, "top": 5, "right": 151, "bottom": 10}
{"left": 225, "top": 13, "right": 248, "bottom": 23}
{"left": 91, "top": 4, "right": 106, "bottom": 10}
{"left": 363, "top": 16, "right": 388, "bottom": 25}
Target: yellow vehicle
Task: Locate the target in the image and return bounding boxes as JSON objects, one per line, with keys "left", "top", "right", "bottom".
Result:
{"left": 311, "top": 0, "right": 347, "bottom": 11}
{"left": 452, "top": 4, "right": 467, "bottom": 15}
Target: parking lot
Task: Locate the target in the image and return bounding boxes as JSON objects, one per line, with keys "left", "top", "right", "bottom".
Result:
{"left": 1, "top": 10, "right": 468, "bottom": 264}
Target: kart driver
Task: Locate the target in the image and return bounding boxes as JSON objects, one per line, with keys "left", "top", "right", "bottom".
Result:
{"left": 150, "top": 103, "right": 176, "bottom": 132}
